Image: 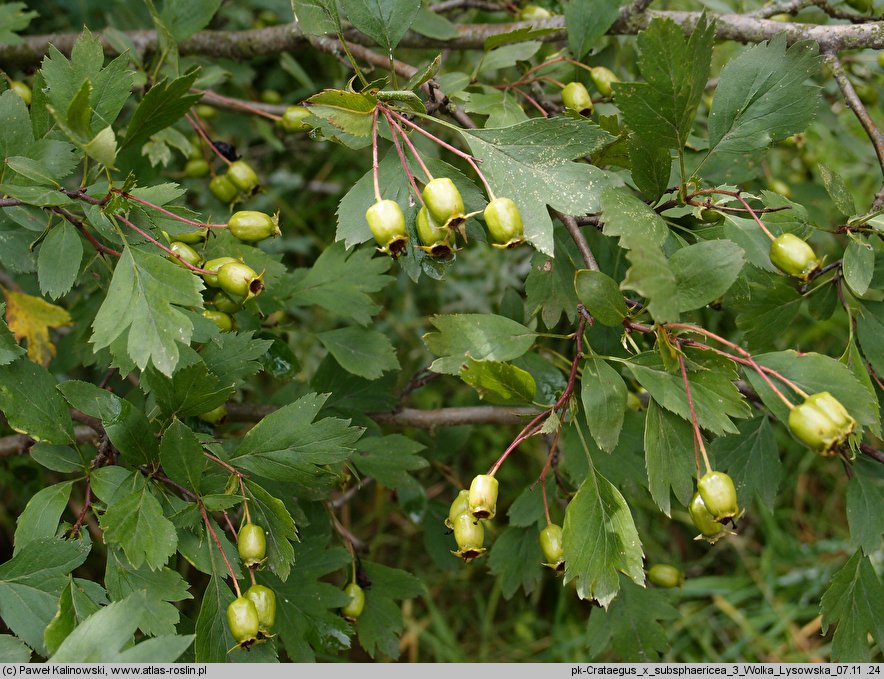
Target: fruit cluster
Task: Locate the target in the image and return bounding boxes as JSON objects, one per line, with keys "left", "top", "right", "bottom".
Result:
{"left": 209, "top": 160, "right": 262, "bottom": 205}
{"left": 446, "top": 475, "right": 565, "bottom": 571}
{"left": 689, "top": 471, "right": 741, "bottom": 544}
{"left": 788, "top": 391, "right": 857, "bottom": 456}
{"left": 366, "top": 180, "right": 525, "bottom": 258}
{"left": 160, "top": 207, "right": 277, "bottom": 333}
{"left": 227, "top": 523, "right": 277, "bottom": 649}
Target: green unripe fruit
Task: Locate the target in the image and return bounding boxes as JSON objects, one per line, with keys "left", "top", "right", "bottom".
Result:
{"left": 202, "top": 257, "right": 238, "bottom": 287}
{"left": 184, "top": 159, "right": 210, "bottom": 178}
{"left": 10, "top": 81, "right": 31, "bottom": 106}
{"left": 226, "top": 160, "right": 260, "bottom": 194}
{"left": 856, "top": 84, "right": 879, "bottom": 106}
{"left": 698, "top": 208, "right": 724, "bottom": 223}
{"left": 173, "top": 228, "right": 208, "bottom": 244}
{"left": 518, "top": 4, "right": 552, "bottom": 20}
{"left": 445, "top": 489, "right": 470, "bottom": 530}
{"left": 626, "top": 391, "right": 643, "bottom": 410}
{"left": 562, "top": 81, "right": 593, "bottom": 115}
{"left": 689, "top": 492, "right": 725, "bottom": 539}
{"left": 365, "top": 199, "right": 408, "bottom": 255}
{"left": 238, "top": 523, "right": 267, "bottom": 568}
{"left": 770, "top": 13, "right": 791, "bottom": 20}
{"left": 590, "top": 66, "right": 618, "bottom": 98}
{"left": 228, "top": 211, "right": 280, "bottom": 242}
{"left": 209, "top": 175, "right": 239, "bottom": 204}
{"left": 769, "top": 233, "right": 820, "bottom": 280}
{"left": 768, "top": 178, "right": 793, "bottom": 199}
{"left": 484, "top": 197, "right": 525, "bottom": 248}
{"left": 260, "top": 10, "right": 279, "bottom": 22}
{"left": 452, "top": 512, "right": 485, "bottom": 559}
{"left": 341, "top": 582, "right": 365, "bottom": 622}
{"left": 168, "top": 241, "right": 202, "bottom": 268}
{"left": 196, "top": 104, "right": 217, "bottom": 119}
{"left": 198, "top": 404, "right": 227, "bottom": 425}
{"left": 788, "top": 392, "right": 857, "bottom": 455}
{"left": 648, "top": 564, "right": 684, "bottom": 588}
{"left": 416, "top": 206, "right": 451, "bottom": 254}
{"left": 203, "top": 310, "right": 234, "bottom": 332}
{"left": 468, "top": 474, "right": 499, "bottom": 520}
{"left": 218, "top": 261, "right": 265, "bottom": 302}
{"left": 806, "top": 392, "right": 855, "bottom": 432}
{"left": 539, "top": 523, "right": 564, "bottom": 567}
{"left": 278, "top": 105, "right": 312, "bottom": 133}
{"left": 245, "top": 584, "right": 277, "bottom": 633}
{"left": 227, "top": 597, "right": 259, "bottom": 644}
{"left": 697, "top": 471, "right": 739, "bottom": 521}
{"left": 260, "top": 89, "right": 282, "bottom": 105}
{"left": 422, "top": 178, "right": 465, "bottom": 227}
{"left": 212, "top": 292, "right": 241, "bottom": 314}
{"left": 188, "top": 138, "right": 203, "bottom": 159}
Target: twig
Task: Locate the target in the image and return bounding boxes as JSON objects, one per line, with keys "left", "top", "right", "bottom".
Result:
{"left": 553, "top": 210, "right": 599, "bottom": 271}
{"left": 823, "top": 49, "right": 884, "bottom": 210}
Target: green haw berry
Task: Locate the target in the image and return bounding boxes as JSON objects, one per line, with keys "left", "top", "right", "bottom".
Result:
{"left": 698, "top": 208, "right": 724, "bottom": 223}
{"left": 173, "top": 228, "right": 208, "bottom": 245}
{"left": 451, "top": 512, "right": 486, "bottom": 562}
{"left": 238, "top": 523, "right": 267, "bottom": 568}
{"left": 209, "top": 175, "right": 239, "bottom": 204}
{"left": 260, "top": 89, "right": 282, "bottom": 105}
{"left": 416, "top": 206, "right": 452, "bottom": 256}
{"left": 365, "top": 199, "right": 408, "bottom": 256}
{"left": 341, "top": 582, "right": 365, "bottom": 622}
{"left": 226, "top": 160, "right": 260, "bottom": 194}
{"left": 539, "top": 523, "right": 565, "bottom": 570}
{"left": 562, "top": 81, "right": 593, "bottom": 116}
{"left": 697, "top": 471, "right": 740, "bottom": 521}
{"left": 245, "top": 584, "right": 277, "bottom": 634}
{"left": 198, "top": 404, "right": 227, "bottom": 425}
{"left": 788, "top": 392, "right": 857, "bottom": 455}
{"left": 168, "top": 241, "right": 202, "bottom": 268}
{"left": 590, "top": 66, "right": 619, "bottom": 98}
{"left": 184, "top": 158, "right": 210, "bottom": 178}
{"left": 202, "top": 257, "right": 239, "bottom": 287}
{"left": 468, "top": 474, "right": 499, "bottom": 521}
{"left": 218, "top": 260, "right": 265, "bottom": 302}
{"left": 688, "top": 492, "right": 728, "bottom": 543}
{"left": 445, "top": 489, "right": 470, "bottom": 530}
{"left": 212, "top": 292, "right": 241, "bottom": 314}
{"left": 768, "top": 178, "right": 793, "bottom": 199}
{"left": 227, "top": 596, "right": 260, "bottom": 645}
{"left": 648, "top": 564, "right": 684, "bottom": 588}
{"left": 203, "top": 310, "right": 234, "bottom": 333}
{"left": 10, "top": 81, "right": 32, "bottom": 106}
{"left": 278, "top": 105, "right": 312, "bottom": 133}
{"left": 769, "top": 233, "right": 820, "bottom": 280}
{"left": 484, "top": 197, "right": 525, "bottom": 248}
{"left": 196, "top": 104, "right": 217, "bottom": 120}
{"left": 228, "top": 211, "right": 280, "bottom": 242}
{"left": 518, "top": 4, "right": 552, "bottom": 20}
{"left": 422, "top": 178, "right": 465, "bottom": 228}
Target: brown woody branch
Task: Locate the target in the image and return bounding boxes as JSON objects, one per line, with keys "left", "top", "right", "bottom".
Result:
{"left": 223, "top": 401, "right": 539, "bottom": 427}
{"left": 822, "top": 49, "right": 884, "bottom": 211}
{"left": 1, "top": 11, "right": 880, "bottom": 70}
{"left": 0, "top": 405, "right": 537, "bottom": 460}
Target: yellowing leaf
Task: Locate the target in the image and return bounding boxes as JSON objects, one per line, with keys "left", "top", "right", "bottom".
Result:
{"left": 3, "top": 288, "right": 72, "bottom": 366}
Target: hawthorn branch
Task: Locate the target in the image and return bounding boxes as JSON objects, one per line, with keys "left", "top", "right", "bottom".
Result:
{"left": 224, "top": 402, "right": 538, "bottom": 427}
{"left": 553, "top": 210, "right": 599, "bottom": 271}
{"left": 2, "top": 12, "right": 881, "bottom": 70}
{"left": 822, "top": 49, "right": 884, "bottom": 210}
{"left": 0, "top": 425, "right": 97, "bottom": 458}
